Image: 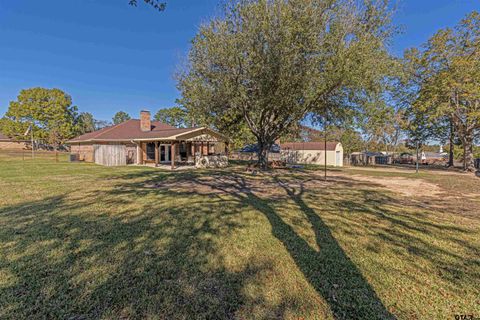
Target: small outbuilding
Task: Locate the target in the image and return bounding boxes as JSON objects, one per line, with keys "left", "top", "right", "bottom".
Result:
{"left": 280, "top": 141, "right": 343, "bottom": 167}
{"left": 67, "top": 110, "right": 230, "bottom": 169}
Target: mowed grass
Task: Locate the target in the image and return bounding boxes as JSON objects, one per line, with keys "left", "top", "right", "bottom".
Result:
{"left": 0, "top": 151, "right": 479, "bottom": 319}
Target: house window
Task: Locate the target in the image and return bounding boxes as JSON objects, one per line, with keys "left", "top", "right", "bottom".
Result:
{"left": 146, "top": 143, "right": 155, "bottom": 160}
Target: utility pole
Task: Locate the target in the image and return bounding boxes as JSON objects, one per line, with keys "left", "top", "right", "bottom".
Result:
{"left": 324, "top": 108, "right": 328, "bottom": 181}
{"left": 324, "top": 135, "right": 327, "bottom": 181}
{"left": 415, "top": 141, "right": 419, "bottom": 174}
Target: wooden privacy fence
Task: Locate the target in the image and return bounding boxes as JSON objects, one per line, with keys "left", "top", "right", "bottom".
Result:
{"left": 0, "top": 149, "right": 66, "bottom": 162}
{"left": 94, "top": 144, "right": 126, "bottom": 166}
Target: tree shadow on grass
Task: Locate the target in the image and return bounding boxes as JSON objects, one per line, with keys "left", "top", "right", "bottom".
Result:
{"left": 149, "top": 168, "right": 478, "bottom": 318}
{"left": 320, "top": 181, "right": 480, "bottom": 289}
{"left": 189, "top": 172, "right": 395, "bottom": 319}
{"left": 0, "top": 189, "right": 301, "bottom": 319}
{"left": 91, "top": 168, "right": 480, "bottom": 317}
{"left": 270, "top": 176, "right": 395, "bottom": 319}
{"left": 2, "top": 167, "right": 477, "bottom": 319}
{"left": 134, "top": 170, "right": 396, "bottom": 319}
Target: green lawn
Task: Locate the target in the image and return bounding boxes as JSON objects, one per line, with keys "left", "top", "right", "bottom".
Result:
{"left": 0, "top": 152, "right": 479, "bottom": 319}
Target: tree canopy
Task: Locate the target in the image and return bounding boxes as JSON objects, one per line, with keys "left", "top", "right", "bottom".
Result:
{"left": 112, "top": 111, "right": 131, "bottom": 125}
{"left": 76, "top": 112, "right": 96, "bottom": 135}
{"left": 154, "top": 106, "right": 190, "bottom": 128}
{"left": 128, "top": 0, "right": 166, "bottom": 11}
{"left": 403, "top": 11, "right": 480, "bottom": 171}
{"left": 0, "top": 87, "right": 77, "bottom": 146}
{"left": 179, "top": 0, "right": 395, "bottom": 168}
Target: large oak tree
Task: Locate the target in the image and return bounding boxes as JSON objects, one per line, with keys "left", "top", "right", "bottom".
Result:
{"left": 179, "top": 0, "right": 395, "bottom": 168}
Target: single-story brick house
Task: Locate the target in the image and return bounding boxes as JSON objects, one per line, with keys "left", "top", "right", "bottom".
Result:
{"left": 0, "top": 132, "right": 30, "bottom": 150}
{"left": 67, "top": 110, "right": 229, "bottom": 168}
{"left": 280, "top": 141, "right": 343, "bottom": 166}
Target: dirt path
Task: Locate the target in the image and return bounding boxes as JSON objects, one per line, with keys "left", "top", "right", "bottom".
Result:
{"left": 344, "top": 165, "right": 470, "bottom": 176}
{"left": 346, "top": 174, "right": 442, "bottom": 197}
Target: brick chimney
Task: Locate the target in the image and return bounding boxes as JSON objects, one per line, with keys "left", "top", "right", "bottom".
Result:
{"left": 140, "top": 110, "right": 151, "bottom": 132}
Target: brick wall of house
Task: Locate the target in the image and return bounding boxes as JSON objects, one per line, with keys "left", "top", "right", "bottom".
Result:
{"left": 70, "top": 141, "right": 226, "bottom": 164}
{"left": 71, "top": 144, "right": 94, "bottom": 162}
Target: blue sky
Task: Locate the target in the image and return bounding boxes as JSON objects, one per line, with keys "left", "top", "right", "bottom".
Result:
{"left": 0, "top": 0, "right": 478, "bottom": 121}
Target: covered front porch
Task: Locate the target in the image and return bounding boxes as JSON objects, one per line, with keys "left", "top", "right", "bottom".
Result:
{"left": 134, "top": 129, "right": 229, "bottom": 170}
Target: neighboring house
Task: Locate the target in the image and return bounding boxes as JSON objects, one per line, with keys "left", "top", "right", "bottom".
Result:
{"left": 280, "top": 141, "right": 343, "bottom": 167}
{"left": 0, "top": 132, "right": 29, "bottom": 150}
{"left": 420, "top": 152, "right": 447, "bottom": 165}
{"left": 67, "top": 110, "right": 229, "bottom": 168}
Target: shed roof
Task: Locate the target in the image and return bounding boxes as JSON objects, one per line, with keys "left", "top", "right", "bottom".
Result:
{"left": 67, "top": 119, "right": 227, "bottom": 143}
{"left": 280, "top": 141, "right": 339, "bottom": 151}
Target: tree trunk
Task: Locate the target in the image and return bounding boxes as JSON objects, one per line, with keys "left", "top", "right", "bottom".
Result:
{"left": 256, "top": 139, "right": 271, "bottom": 170}
{"left": 462, "top": 134, "right": 475, "bottom": 172}
{"left": 448, "top": 119, "right": 454, "bottom": 167}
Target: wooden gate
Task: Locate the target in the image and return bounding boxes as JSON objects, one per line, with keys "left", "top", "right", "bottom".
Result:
{"left": 94, "top": 144, "right": 126, "bottom": 166}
